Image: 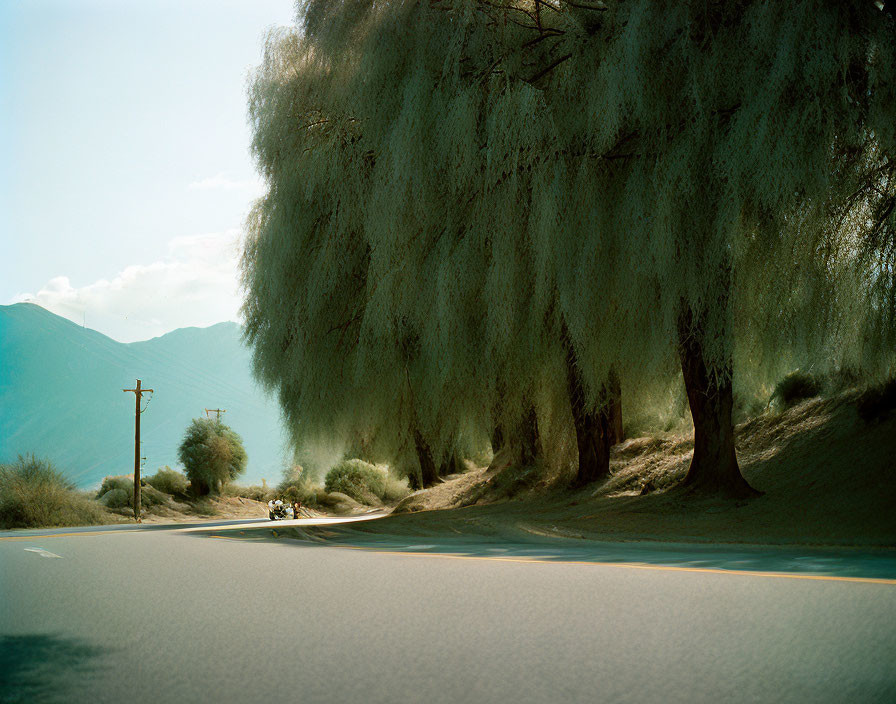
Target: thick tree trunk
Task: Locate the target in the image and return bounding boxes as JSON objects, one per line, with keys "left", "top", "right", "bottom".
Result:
{"left": 491, "top": 425, "right": 504, "bottom": 454}
{"left": 518, "top": 406, "right": 539, "bottom": 466}
{"left": 564, "top": 339, "right": 611, "bottom": 487}
{"left": 490, "top": 406, "right": 538, "bottom": 469}
{"left": 414, "top": 428, "right": 439, "bottom": 488}
{"left": 678, "top": 308, "right": 759, "bottom": 498}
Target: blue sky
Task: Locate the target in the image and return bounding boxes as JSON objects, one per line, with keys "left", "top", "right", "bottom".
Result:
{"left": 0, "top": 0, "right": 295, "bottom": 341}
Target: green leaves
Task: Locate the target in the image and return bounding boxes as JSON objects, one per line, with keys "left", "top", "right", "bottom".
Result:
{"left": 242, "top": 0, "right": 895, "bottom": 473}
{"left": 177, "top": 419, "right": 247, "bottom": 495}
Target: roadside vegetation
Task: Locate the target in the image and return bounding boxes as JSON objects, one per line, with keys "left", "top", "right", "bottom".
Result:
{"left": 224, "top": 460, "right": 410, "bottom": 512}
{"left": 769, "top": 372, "right": 823, "bottom": 411}
{"left": 379, "top": 387, "right": 896, "bottom": 547}
{"left": 241, "top": 0, "right": 895, "bottom": 513}
{"left": 145, "top": 466, "right": 190, "bottom": 497}
{"left": 0, "top": 455, "right": 111, "bottom": 529}
{"left": 178, "top": 418, "right": 247, "bottom": 495}
{"left": 0, "top": 450, "right": 407, "bottom": 530}
{"left": 324, "top": 459, "right": 410, "bottom": 505}
{"left": 97, "top": 475, "right": 169, "bottom": 509}
{"left": 2, "top": 372, "right": 892, "bottom": 538}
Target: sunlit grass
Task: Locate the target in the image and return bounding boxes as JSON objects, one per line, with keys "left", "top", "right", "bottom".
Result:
{"left": 0, "top": 455, "right": 112, "bottom": 529}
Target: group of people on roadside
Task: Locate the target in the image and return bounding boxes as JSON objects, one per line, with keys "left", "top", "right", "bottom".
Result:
{"left": 267, "top": 497, "right": 303, "bottom": 519}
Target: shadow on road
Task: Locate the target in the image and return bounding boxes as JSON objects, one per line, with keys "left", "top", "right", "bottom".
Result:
{"left": 0, "top": 634, "right": 110, "bottom": 704}
{"left": 188, "top": 522, "right": 896, "bottom": 581}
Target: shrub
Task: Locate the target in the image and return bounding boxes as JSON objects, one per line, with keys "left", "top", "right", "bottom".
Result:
{"left": 145, "top": 467, "right": 189, "bottom": 497}
{"left": 0, "top": 455, "right": 111, "bottom": 529}
{"left": 857, "top": 377, "right": 896, "bottom": 423}
{"left": 177, "top": 418, "right": 247, "bottom": 495}
{"left": 279, "top": 483, "right": 317, "bottom": 506}
{"left": 224, "top": 483, "right": 273, "bottom": 502}
{"left": 98, "top": 474, "right": 131, "bottom": 496}
{"left": 308, "top": 486, "right": 334, "bottom": 506}
{"left": 98, "top": 488, "right": 130, "bottom": 508}
{"left": 277, "top": 464, "right": 322, "bottom": 506}
{"left": 382, "top": 472, "right": 411, "bottom": 502}
{"left": 771, "top": 372, "right": 822, "bottom": 410}
{"left": 316, "top": 491, "right": 362, "bottom": 511}
{"left": 324, "top": 459, "right": 409, "bottom": 504}
{"left": 325, "top": 459, "right": 386, "bottom": 503}
{"left": 96, "top": 475, "right": 168, "bottom": 508}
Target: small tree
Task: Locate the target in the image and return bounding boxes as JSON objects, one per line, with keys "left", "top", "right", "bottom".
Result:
{"left": 177, "top": 418, "right": 247, "bottom": 495}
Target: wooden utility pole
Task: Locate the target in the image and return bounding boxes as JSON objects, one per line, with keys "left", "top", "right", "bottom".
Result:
{"left": 123, "top": 379, "right": 153, "bottom": 522}
{"left": 205, "top": 408, "right": 226, "bottom": 421}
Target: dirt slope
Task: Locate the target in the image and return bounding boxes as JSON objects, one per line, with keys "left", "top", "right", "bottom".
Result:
{"left": 376, "top": 393, "right": 895, "bottom": 547}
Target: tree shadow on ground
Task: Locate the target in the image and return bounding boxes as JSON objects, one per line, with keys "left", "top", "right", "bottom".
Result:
{"left": 187, "top": 522, "right": 896, "bottom": 581}
{"left": 0, "top": 634, "right": 109, "bottom": 704}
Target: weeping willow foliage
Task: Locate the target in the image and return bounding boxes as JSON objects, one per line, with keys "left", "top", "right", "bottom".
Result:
{"left": 242, "top": 0, "right": 895, "bottom": 471}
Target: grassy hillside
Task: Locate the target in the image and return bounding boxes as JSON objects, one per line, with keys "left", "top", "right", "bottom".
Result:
{"left": 0, "top": 303, "right": 286, "bottom": 488}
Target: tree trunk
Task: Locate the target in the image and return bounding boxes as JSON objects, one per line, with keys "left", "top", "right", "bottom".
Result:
{"left": 190, "top": 479, "right": 209, "bottom": 497}
{"left": 438, "top": 451, "right": 464, "bottom": 477}
{"left": 414, "top": 429, "right": 439, "bottom": 488}
{"left": 518, "top": 406, "right": 539, "bottom": 466}
{"left": 491, "top": 425, "right": 504, "bottom": 454}
{"left": 563, "top": 334, "right": 612, "bottom": 487}
{"left": 678, "top": 307, "right": 759, "bottom": 498}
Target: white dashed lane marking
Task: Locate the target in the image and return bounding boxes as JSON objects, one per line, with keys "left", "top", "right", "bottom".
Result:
{"left": 24, "top": 547, "right": 62, "bottom": 558}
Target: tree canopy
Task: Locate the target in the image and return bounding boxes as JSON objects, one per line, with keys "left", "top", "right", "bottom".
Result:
{"left": 242, "top": 0, "right": 895, "bottom": 494}
{"left": 178, "top": 418, "right": 248, "bottom": 495}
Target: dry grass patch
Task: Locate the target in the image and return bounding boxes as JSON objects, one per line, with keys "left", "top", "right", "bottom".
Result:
{"left": 0, "top": 456, "right": 114, "bottom": 529}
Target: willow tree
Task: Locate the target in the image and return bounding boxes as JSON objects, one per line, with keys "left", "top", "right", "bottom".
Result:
{"left": 243, "top": 0, "right": 626, "bottom": 487}
{"left": 241, "top": 21, "right": 459, "bottom": 487}
{"left": 243, "top": 0, "right": 895, "bottom": 496}
{"left": 485, "top": 0, "right": 896, "bottom": 494}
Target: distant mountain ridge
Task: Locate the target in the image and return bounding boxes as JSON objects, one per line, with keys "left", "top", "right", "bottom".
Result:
{"left": 0, "top": 303, "right": 287, "bottom": 488}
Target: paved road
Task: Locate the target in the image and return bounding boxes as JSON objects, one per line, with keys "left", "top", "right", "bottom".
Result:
{"left": 2, "top": 518, "right": 895, "bottom": 703}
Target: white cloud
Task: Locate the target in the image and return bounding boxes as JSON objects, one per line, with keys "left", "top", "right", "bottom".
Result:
{"left": 12, "top": 230, "right": 244, "bottom": 342}
{"left": 188, "top": 172, "right": 265, "bottom": 197}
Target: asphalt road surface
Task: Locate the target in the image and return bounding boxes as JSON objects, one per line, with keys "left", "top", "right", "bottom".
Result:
{"left": 2, "top": 517, "right": 895, "bottom": 704}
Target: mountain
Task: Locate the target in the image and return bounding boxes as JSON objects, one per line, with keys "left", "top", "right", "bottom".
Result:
{"left": 0, "top": 303, "right": 288, "bottom": 488}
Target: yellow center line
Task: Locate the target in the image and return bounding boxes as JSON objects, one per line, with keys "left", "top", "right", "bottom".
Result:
{"left": 7, "top": 528, "right": 894, "bottom": 586}
{"left": 0, "top": 514, "right": 381, "bottom": 541}
{"left": 0, "top": 529, "right": 148, "bottom": 541}
{"left": 304, "top": 543, "right": 896, "bottom": 586}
